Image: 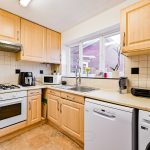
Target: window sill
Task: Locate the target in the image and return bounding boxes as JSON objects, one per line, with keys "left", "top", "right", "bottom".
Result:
{"left": 62, "top": 76, "right": 119, "bottom": 80}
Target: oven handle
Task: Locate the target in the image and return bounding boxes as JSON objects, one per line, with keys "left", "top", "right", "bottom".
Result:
{"left": 0, "top": 99, "right": 23, "bottom": 107}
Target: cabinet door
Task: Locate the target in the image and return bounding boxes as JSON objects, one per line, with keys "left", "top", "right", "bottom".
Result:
{"left": 46, "top": 29, "right": 61, "bottom": 64}
{"left": 60, "top": 99, "right": 84, "bottom": 142}
{"left": 121, "top": 0, "right": 150, "bottom": 54}
{"left": 47, "top": 95, "right": 60, "bottom": 126}
{"left": 20, "top": 19, "right": 46, "bottom": 62}
{"left": 0, "top": 9, "right": 20, "bottom": 43}
{"left": 28, "top": 95, "right": 41, "bottom": 125}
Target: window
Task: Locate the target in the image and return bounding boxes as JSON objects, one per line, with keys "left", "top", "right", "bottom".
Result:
{"left": 104, "top": 33, "right": 124, "bottom": 76}
{"left": 68, "top": 32, "right": 124, "bottom": 78}
{"left": 70, "top": 46, "right": 79, "bottom": 73}
{"left": 82, "top": 38, "right": 100, "bottom": 74}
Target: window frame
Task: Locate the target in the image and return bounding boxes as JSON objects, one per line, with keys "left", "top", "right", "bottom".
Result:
{"left": 67, "top": 30, "right": 123, "bottom": 77}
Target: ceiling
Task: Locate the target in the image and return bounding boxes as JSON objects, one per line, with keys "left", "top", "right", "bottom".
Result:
{"left": 0, "top": 0, "right": 126, "bottom": 32}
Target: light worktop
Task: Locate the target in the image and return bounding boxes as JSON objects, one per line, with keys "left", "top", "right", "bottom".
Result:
{"left": 0, "top": 84, "right": 149, "bottom": 111}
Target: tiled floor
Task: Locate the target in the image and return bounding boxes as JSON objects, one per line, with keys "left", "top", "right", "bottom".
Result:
{"left": 0, "top": 124, "right": 83, "bottom": 150}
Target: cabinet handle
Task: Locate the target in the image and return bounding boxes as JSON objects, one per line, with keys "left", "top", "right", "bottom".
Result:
{"left": 17, "top": 31, "right": 19, "bottom": 41}
{"left": 67, "top": 95, "right": 75, "bottom": 100}
{"left": 123, "top": 32, "right": 126, "bottom": 47}
{"left": 60, "top": 103, "right": 62, "bottom": 113}
{"left": 50, "top": 91, "right": 55, "bottom": 95}
{"left": 29, "top": 101, "right": 31, "bottom": 110}
{"left": 57, "top": 100, "right": 59, "bottom": 111}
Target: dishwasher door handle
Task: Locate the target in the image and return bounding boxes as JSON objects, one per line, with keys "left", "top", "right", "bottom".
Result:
{"left": 93, "top": 109, "right": 116, "bottom": 119}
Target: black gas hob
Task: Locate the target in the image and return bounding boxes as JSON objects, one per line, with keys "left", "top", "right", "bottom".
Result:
{"left": 0, "top": 84, "right": 20, "bottom": 90}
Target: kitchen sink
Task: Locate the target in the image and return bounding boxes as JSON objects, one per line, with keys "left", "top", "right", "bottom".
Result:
{"left": 69, "top": 86, "right": 96, "bottom": 92}
{"left": 51, "top": 85, "right": 74, "bottom": 90}
{"left": 51, "top": 85, "right": 96, "bottom": 92}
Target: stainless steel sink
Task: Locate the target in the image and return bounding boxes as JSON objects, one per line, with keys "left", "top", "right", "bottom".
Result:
{"left": 51, "top": 85, "right": 96, "bottom": 92}
{"left": 69, "top": 86, "right": 96, "bottom": 92}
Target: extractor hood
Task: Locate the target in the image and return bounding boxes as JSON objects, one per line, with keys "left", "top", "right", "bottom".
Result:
{"left": 0, "top": 40, "right": 22, "bottom": 53}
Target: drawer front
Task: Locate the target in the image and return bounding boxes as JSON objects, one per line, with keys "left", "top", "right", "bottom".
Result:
{"left": 49, "top": 94, "right": 60, "bottom": 101}
{"left": 61, "top": 92, "right": 84, "bottom": 104}
{"left": 47, "top": 89, "right": 60, "bottom": 97}
{"left": 28, "top": 89, "right": 41, "bottom": 97}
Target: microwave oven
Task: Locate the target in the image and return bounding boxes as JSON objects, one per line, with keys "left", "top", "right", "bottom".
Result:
{"left": 43, "top": 75, "right": 61, "bottom": 85}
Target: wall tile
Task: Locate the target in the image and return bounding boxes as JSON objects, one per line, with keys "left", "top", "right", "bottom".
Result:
{"left": 139, "top": 61, "right": 148, "bottom": 68}
{"left": 140, "top": 68, "right": 148, "bottom": 75}
{"left": 125, "top": 55, "right": 150, "bottom": 90}
{"left": 0, "top": 52, "right": 51, "bottom": 85}
{"left": 139, "top": 55, "right": 148, "bottom": 61}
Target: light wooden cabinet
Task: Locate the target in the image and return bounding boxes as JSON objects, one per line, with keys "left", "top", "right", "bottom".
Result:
{"left": 60, "top": 99, "right": 84, "bottom": 142}
{"left": 0, "top": 9, "right": 20, "bottom": 43}
{"left": 17, "top": 19, "right": 46, "bottom": 62}
{"left": 47, "top": 89, "right": 84, "bottom": 142}
{"left": 121, "top": 0, "right": 150, "bottom": 56}
{"left": 47, "top": 94, "right": 60, "bottom": 126}
{"left": 28, "top": 90, "right": 41, "bottom": 125}
{"left": 46, "top": 29, "right": 61, "bottom": 64}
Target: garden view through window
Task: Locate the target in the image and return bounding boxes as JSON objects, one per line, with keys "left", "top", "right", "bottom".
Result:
{"left": 69, "top": 32, "right": 124, "bottom": 78}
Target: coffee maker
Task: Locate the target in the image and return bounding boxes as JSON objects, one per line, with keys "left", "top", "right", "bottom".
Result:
{"left": 119, "top": 77, "right": 128, "bottom": 94}
{"left": 19, "top": 72, "right": 34, "bottom": 86}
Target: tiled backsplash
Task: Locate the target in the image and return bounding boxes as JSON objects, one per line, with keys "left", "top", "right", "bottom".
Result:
{"left": 62, "top": 77, "right": 119, "bottom": 91}
{"left": 125, "top": 54, "right": 150, "bottom": 90}
{"left": 0, "top": 51, "right": 51, "bottom": 85}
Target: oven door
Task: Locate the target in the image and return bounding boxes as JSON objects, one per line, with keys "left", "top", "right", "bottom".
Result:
{"left": 0, "top": 97, "right": 27, "bottom": 129}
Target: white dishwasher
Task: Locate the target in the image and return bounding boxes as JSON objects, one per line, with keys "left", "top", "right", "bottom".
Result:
{"left": 85, "top": 98, "right": 137, "bottom": 150}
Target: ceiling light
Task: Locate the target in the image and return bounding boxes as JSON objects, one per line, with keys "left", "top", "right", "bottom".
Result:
{"left": 19, "top": 0, "right": 32, "bottom": 7}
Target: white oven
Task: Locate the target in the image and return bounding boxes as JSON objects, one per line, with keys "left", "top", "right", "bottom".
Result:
{"left": 0, "top": 91, "right": 27, "bottom": 129}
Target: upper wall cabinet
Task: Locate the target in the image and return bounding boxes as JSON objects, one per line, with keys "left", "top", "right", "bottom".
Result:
{"left": 46, "top": 29, "right": 61, "bottom": 64}
{"left": 0, "top": 9, "right": 20, "bottom": 43}
{"left": 17, "top": 19, "right": 46, "bottom": 62}
{"left": 121, "top": 0, "right": 150, "bottom": 56}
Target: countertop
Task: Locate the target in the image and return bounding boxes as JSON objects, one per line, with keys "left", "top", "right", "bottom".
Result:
{"left": 0, "top": 84, "right": 150, "bottom": 111}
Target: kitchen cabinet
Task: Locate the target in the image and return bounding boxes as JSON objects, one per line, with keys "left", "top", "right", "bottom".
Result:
{"left": 47, "top": 89, "right": 84, "bottom": 142}
{"left": 45, "top": 29, "right": 61, "bottom": 64}
{"left": 121, "top": 0, "right": 150, "bottom": 56}
{"left": 47, "top": 94, "right": 61, "bottom": 126}
{"left": 28, "top": 89, "right": 42, "bottom": 125}
{"left": 17, "top": 19, "right": 46, "bottom": 62}
{"left": 0, "top": 9, "right": 20, "bottom": 43}
{"left": 60, "top": 99, "right": 84, "bottom": 142}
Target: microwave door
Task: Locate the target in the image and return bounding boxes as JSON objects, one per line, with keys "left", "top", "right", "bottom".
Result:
{"left": 44, "top": 77, "right": 53, "bottom": 84}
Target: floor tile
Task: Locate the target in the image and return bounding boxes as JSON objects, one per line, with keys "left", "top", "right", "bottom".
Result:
{"left": 0, "top": 124, "right": 83, "bottom": 150}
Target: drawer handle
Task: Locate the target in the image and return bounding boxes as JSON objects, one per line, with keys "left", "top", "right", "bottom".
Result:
{"left": 50, "top": 91, "right": 55, "bottom": 95}
{"left": 67, "top": 95, "right": 75, "bottom": 100}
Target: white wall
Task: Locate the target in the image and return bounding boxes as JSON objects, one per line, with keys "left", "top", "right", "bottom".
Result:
{"left": 61, "top": 0, "right": 138, "bottom": 75}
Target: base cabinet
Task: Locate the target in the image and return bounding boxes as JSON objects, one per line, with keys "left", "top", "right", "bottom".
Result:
{"left": 47, "top": 95, "right": 60, "bottom": 126}
{"left": 60, "top": 99, "right": 84, "bottom": 142}
{"left": 28, "top": 90, "right": 42, "bottom": 125}
{"left": 47, "top": 90, "right": 84, "bottom": 142}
